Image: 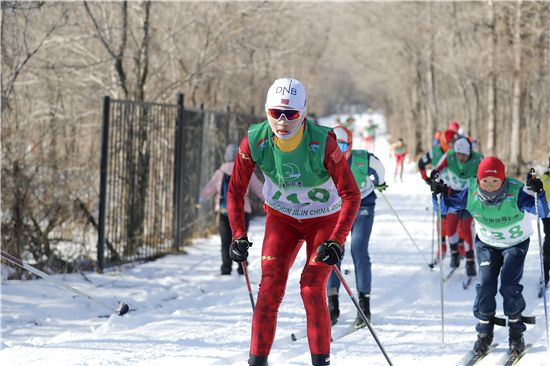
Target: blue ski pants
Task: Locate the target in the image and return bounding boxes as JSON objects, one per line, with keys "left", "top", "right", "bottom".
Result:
{"left": 327, "top": 204, "right": 375, "bottom": 295}
{"left": 543, "top": 217, "right": 550, "bottom": 284}
{"left": 474, "top": 236, "right": 529, "bottom": 333}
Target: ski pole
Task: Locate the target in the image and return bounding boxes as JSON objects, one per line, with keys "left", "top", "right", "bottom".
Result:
{"left": 241, "top": 261, "right": 255, "bottom": 311}
{"left": 530, "top": 168, "right": 550, "bottom": 353}
{"left": 379, "top": 190, "right": 431, "bottom": 267}
{"left": 1, "top": 250, "right": 129, "bottom": 316}
{"left": 434, "top": 173, "right": 445, "bottom": 348}
{"left": 332, "top": 265, "right": 394, "bottom": 366}
{"left": 432, "top": 205, "right": 436, "bottom": 266}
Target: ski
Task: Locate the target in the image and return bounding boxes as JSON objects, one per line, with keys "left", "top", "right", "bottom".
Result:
{"left": 461, "top": 343, "right": 499, "bottom": 366}
{"left": 463, "top": 276, "right": 475, "bottom": 290}
{"left": 331, "top": 321, "right": 370, "bottom": 342}
{"left": 444, "top": 267, "right": 459, "bottom": 282}
{"left": 290, "top": 329, "right": 307, "bottom": 342}
{"left": 502, "top": 343, "right": 533, "bottom": 366}
{"left": 292, "top": 323, "right": 362, "bottom": 343}
{"left": 331, "top": 325, "right": 359, "bottom": 342}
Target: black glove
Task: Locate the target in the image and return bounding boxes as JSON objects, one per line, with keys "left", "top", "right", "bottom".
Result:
{"left": 431, "top": 178, "right": 448, "bottom": 195}
{"left": 315, "top": 240, "right": 343, "bottom": 266}
{"left": 229, "top": 237, "right": 252, "bottom": 262}
{"left": 527, "top": 175, "right": 543, "bottom": 194}
{"left": 429, "top": 170, "right": 440, "bottom": 180}
{"left": 374, "top": 182, "right": 388, "bottom": 191}
{"left": 424, "top": 178, "right": 433, "bottom": 186}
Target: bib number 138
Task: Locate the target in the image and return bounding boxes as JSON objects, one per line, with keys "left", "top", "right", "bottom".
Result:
{"left": 480, "top": 225, "right": 524, "bottom": 241}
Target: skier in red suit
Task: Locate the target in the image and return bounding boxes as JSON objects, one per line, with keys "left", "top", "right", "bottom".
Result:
{"left": 227, "top": 78, "right": 360, "bottom": 366}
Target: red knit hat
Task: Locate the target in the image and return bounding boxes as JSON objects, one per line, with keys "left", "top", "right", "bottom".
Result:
{"left": 440, "top": 129, "right": 459, "bottom": 152}
{"left": 477, "top": 157, "right": 506, "bottom": 182}
{"left": 449, "top": 121, "right": 460, "bottom": 133}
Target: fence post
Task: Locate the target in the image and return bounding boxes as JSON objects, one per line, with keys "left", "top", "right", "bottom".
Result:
{"left": 174, "top": 93, "right": 185, "bottom": 250}
{"left": 97, "top": 96, "right": 110, "bottom": 273}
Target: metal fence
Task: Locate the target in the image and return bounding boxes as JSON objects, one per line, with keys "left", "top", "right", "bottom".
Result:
{"left": 98, "top": 95, "right": 264, "bottom": 271}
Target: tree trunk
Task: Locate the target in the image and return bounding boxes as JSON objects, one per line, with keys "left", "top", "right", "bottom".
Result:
{"left": 426, "top": 3, "right": 438, "bottom": 136}
{"left": 509, "top": 0, "right": 522, "bottom": 175}
{"left": 485, "top": 1, "right": 498, "bottom": 157}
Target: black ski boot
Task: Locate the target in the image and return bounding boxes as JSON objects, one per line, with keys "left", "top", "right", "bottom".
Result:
{"left": 248, "top": 354, "right": 268, "bottom": 366}
{"left": 509, "top": 327, "right": 525, "bottom": 355}
{"left": 466, "top": 250, "right": 477, "bottom": 277}
{"left": 473, "top": 332, "right": 494, "bottom": 355}
{"left": 311, "top": 353, "right": 330, "bottom": 365}
{"left": 450, "top": 243, "right": 460, "bottom": 268}
{"left": 354, "top": 292, "right": 370, "bottom": 329}
{"left": 544, "top": 258, "right": 550, "bottom": 287}
{"left": 328, "top": 294, "right": 340, "bottom": 326}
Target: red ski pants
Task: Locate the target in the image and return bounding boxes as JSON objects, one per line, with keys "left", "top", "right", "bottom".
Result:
{"left": 446, "top": 210, "right": 474, "bottom": 251}
{"left": 436, "top": 215, "right": 448, "bottom": 256}
{"left": 250, "top": 207, "right": 338, "bottom": 357}
{"left": 394, "top": 154, "right": 405, "bottom": 175}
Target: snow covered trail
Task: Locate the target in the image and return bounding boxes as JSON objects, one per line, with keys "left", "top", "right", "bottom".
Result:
{"left": 2, "top": 114, "right": 549, "bottom": 365}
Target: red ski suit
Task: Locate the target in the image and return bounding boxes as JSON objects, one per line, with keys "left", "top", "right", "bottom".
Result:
{"left": 227, "top": 131, "right": 360, "bottom": 357}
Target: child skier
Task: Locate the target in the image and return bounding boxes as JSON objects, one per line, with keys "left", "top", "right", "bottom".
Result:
{"left": 418, "top": 129, "right": 459, "bottom": 263}
{"left": 227, "top": 78, "right": 360, "bottom": 366}
{"left": 432, "top": 137, "right": 483, "bottom": 276}
{"left": 431, "top": 156, "right": 548, "bottom": 355}
{"left": 389, "top": 138, "right": 408, "bottom": 182}
{"left": 200, "top": 143, "right": 264, "bottom": 275}
{"left": 326, "top": 125, "right": 387, "bottom": 328}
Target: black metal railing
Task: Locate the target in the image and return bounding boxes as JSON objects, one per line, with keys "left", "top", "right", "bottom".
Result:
{"left": 98, "top": 95, "right": 263, "bottom": 271}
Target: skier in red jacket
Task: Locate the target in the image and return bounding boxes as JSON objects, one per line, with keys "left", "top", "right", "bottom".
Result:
{"left": 227, "top": 78, "right": 360, "bottom": 366}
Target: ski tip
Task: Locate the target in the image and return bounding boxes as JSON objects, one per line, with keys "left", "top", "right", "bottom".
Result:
{"left": 116, "top": 302, "right": 129, "bottom": 316}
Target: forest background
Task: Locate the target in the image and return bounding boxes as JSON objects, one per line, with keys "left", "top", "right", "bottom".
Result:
{"left": 2, "top": 1, "right": 549, "bottom": 276}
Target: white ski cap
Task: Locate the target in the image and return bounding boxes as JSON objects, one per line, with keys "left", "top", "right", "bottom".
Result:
{"left": 454, "top": 137, "right": 471, "bottom": 155}
{"left": 333, "top": 126, "right": 353, "bottom": 143}
{"left": 333, "top": 127, "right": 349, "bottom": 142}
{"left": 265, "top": 78, "right": 307, "bottom": 110}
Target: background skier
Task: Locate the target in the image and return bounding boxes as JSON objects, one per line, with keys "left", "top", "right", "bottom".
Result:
{"left": 389, "top": 138, "right": 408, "bottom": 182}
{"left": 326, "top": 125, "right": 387, "bottom": 329}
{"left": 432, "top": 137, "right": 484, "bottom": 277}
{"left": 200, "top": 143, "right": 264, "bottom": 275}
{"left": 418, "top": 129, "right": 459, "bottom": 263}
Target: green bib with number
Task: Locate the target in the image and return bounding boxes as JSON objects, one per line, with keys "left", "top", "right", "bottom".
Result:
{"left": 446, "top": 150, "right": 483, "bottom": 190}
{"left": 350, "top": 150, "right": 373, "bottom": 198}
{"left": 247, "top": 119, "right": 342, "bottom": 219}
{"left": 466, "top": 178, "right": 532, "bottom": 247}
{"left": 393, "top": 143, "right": 407, "bottom": 155}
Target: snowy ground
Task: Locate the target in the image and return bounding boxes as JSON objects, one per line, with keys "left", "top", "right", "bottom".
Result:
{"left": 2, "top": 114, "right": 549, "bottom": 365}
